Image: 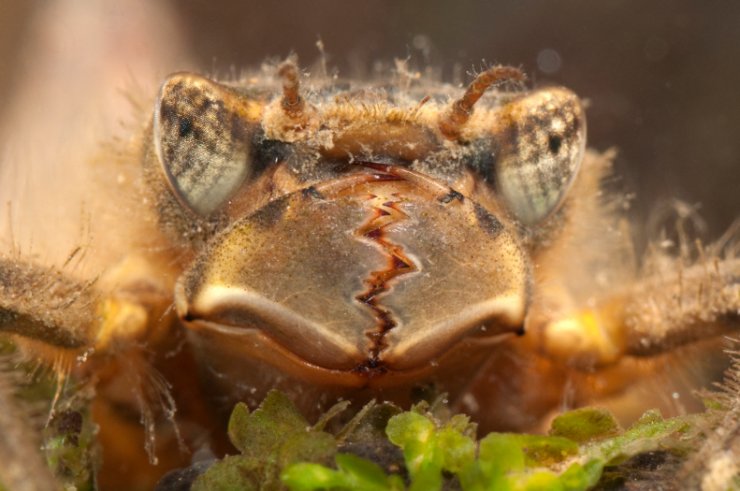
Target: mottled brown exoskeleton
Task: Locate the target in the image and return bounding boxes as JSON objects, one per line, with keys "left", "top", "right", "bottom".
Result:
{"left": 0, "top": 58, "right": 738, "bottom": 489}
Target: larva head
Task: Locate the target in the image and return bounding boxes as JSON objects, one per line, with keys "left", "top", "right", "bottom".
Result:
{"left": 147, "top": 70, "right": 534, "bottom": 390}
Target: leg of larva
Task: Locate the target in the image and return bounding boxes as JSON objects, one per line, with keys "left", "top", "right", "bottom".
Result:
{"left": 534, "top": 256, "right": 739, "bottom": 368}
{"left": 0, "top": 2, "right": 189, "bottom": 489}
{"left": 0, "top": 259, "right": 97, "bottom": 350}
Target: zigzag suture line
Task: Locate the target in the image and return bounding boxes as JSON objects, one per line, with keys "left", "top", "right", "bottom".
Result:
{"left": 353, "top": 192, "right": 418, "bottom": 374}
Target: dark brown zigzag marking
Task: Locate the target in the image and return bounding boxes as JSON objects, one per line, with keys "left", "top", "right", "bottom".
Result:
{"left": 353, "top": 194, "right": 418, "bottom": 376}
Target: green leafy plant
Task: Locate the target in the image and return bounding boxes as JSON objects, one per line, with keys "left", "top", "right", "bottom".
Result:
{"left": 283, "top": 406, "right": 693, "bottom": 491}
{"left": 192, "top": 391, "right": 337, "bottom": 490}
{"left": 190, "top": 389, "right": 706, "bottom": 491}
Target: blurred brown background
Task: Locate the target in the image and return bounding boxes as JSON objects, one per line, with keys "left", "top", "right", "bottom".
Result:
{"left": 1, "top": 0, "right": 738, "bottom": 241}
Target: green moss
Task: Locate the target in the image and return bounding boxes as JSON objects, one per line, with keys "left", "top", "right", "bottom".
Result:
{"left": 43, "top": 407, "right": 98, "bottom": 491}
{"left": 549, "top": 407, "right": 621, "bottom": 444}
{"left": 193, "top": 391, "right": 337, "bottom": 491}
{"left": 281, "top": 401, "right": 702, "bottom": 491}
{"left": 158, "top": 389, "right": 734, "bottom": 490}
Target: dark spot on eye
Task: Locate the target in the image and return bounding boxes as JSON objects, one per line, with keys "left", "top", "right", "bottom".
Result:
{"left": 179, "top": 117, "right": 193, "bottom": 137}
{"left": 572, "top": 117, "right": 581, "bottom": 132}
{"left": 548, "top": 134, "right": 562, "bottom": 154}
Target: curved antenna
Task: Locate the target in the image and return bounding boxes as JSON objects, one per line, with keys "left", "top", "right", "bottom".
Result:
{"left": 278, "top": 60, "right": 306, "bottom": 119}
{"left": 439, "top": 65, "right": 526, "bottom": 140}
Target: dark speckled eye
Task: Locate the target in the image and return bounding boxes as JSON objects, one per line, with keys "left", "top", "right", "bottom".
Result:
{"left": 491, "top": 86, "right": 586, "bottom": 225}
{"left": 153, "top": 73, "right": 256, "bottom": 216}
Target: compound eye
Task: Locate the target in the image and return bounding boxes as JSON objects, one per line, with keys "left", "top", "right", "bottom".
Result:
{"left": 153, "top": 73, "right": 254, "bottom": 216}
{"left": 493, "top": 87, "right": 586, "bottom": 225}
